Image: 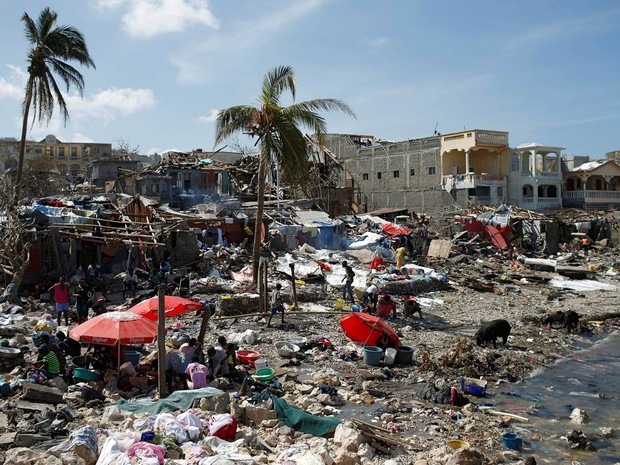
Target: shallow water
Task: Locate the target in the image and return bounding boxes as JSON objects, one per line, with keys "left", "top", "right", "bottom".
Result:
{"left": 492, "top": 331, "right": 620, "bottom": 464}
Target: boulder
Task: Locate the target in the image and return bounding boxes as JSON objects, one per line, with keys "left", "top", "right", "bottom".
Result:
{"left": 333, "top": 423, "right": 364, "bottom": 451}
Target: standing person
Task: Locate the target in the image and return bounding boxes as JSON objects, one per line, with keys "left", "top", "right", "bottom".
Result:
{"left": 185, "top": 355, "right": 209, "bottom": 389}
{"left": 377, "top": 294, "right": 397, "bottom": 319}
{"left": 341, "top": 261, "right": 355, "bottom": 304}
{"left": 49, "top": 277, "right": 70, "bottom": 326}
{"left": 396, "top": 245, "right": 407, "bottom": 269}
{"left": 123, "top": 268, "right": 138, "bottom": 298}
{"left": 73, "top": 277, "right": 90, "bottom": 324}
{"left": 362, "top": 283, "right": 380, "bottom": 312}
{"left": 267, "top": 283, "right": 285, "bottom": 328}
{"left": 149, "top": 268, "right": 162, "bottom": 289}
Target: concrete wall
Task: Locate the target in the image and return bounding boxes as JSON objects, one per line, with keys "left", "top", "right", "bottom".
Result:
{"left": 324, "top": 135, "right": 450, "bottom": 214}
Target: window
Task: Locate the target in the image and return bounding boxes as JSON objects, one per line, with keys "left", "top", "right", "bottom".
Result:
{"left": 71, "top": 147, "right": 78, "bottom": 158}
{"left": 393, "top": 170, "right": 399, "bottom": 178}
{"left": 362, "top": 173, "right": 369, "bottom": 181}
{"left": 377, "top": 172, "right": 382, "bottom": 180}
{"left": 428, "top": 167, "right": 436, "bottom": 175}
{"left": 46, "top": 147, "right": 52, "bottom": 157}
{"left": 497, "top": 186, "right": 503, "bottom": 197}
{"left": 410, "top": 168, "right": 415, "bottom": 176}
{"left": 58, "top": 147, "right": 65, "bottom": 159}
{"left": 35, "top": 146, "right": 42, "bottom": 154}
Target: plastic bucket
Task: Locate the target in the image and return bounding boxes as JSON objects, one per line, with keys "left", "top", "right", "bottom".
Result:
{"left": 254, "top": 358, "right": 268, "bottom": 369}
{"left": 395, "top": 346, "right": 414, "bottom": 365}
{"left": 363, "top": 346, "right": 383, "bottom": 366}
{"left": 502, "top": 433, "right": 523, "bottom": 451}
{"left": 125, "top": 350, "right": 141, "bottom": 367}
{"left": 384, "top": 347, "right": 397, "bottom": 365}
{"left": 335, "top": 298, "right": 345, "bottom": 310}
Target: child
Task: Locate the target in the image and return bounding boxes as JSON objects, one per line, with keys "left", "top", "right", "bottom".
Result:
{"left": 267, "top": 283, "right": 285, "bottom": 328}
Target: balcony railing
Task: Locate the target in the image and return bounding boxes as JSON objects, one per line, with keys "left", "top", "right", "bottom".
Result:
{"left": 475, "top": 132, "right": 508, "bottom": 145}
{"left": 563, "top": 190, "right": 620, "bottom": 200}
{"left": 521, "top": 197, "right": 561, "bottom": 204}
{"left": 443, "top": 173, "right": 506, "bottom": 190}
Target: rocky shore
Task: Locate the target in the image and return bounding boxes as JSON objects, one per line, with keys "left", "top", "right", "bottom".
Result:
{"left": 1, "top": 249, "right": 620, "bottom": 465}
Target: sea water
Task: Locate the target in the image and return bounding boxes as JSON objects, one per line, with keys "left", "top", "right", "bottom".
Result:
{"left": 493, "top": 331, "right": 620, "bottom": 464}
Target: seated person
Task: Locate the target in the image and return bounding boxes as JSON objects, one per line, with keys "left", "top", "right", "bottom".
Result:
{"left": 206, "top": 346, "right": 229, "bottom": 378}
{"left": 56, "top": 331, "right": 82, "bottom": 357}
{"left": 36, "top": 344, "right": 61, "bottom": 379}
{"left": 86, "top": 344, "right": 112, "bottom": 370}
{"left": 39, "top": 334, "right": 66, "bottom": 376}
{"left": 165, "top": 349, "right": 187, "bottom": 392}
{"left": 185, "top": 355, "right": 209, "bottom": 389}
{"left": 92, "top": 296, "right": 107, "bottom": 316}
{"left": 377, "top": 294, "right": 397, "bottom": 319}
{"left": 403, "top": 297, "right": 423, "bottom": 319}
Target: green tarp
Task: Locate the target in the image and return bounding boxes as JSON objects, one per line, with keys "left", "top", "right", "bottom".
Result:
{"left": 272, "top": 395, "right": 341, "bottom": 437}
{"left": 114, "top": 387, "right": 224, "bottom": 415}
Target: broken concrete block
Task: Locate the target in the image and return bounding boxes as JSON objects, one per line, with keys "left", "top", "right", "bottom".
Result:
{"left": 244, "top": 404, "right": 275, "bottom": 424}
{"left": 198, "top": 392, "right": 229, "bottom": 413}
{"left": 570, "top": 408, "right": 590, "bottom": 424}
{"left": 333, "top": 423, "right": 364, "bottom": 451}
{"left": 22, "top": 383, "right": 64, "bottom": 404}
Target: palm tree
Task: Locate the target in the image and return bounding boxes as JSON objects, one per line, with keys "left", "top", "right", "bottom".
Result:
{"left": 15, "top": 7, "right": 95, "bottom": 200}
{"left": 215, "top": 65, "right": 355, "bottom": 283}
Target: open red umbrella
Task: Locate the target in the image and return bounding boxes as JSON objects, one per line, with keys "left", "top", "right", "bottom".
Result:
{"left": 127, "top": 296, "right": 202, "bottom": 320}
{"left": 340, "top": 312, "right": 402, "bottom": 348}
{"left": 69, "top": 311, "right": 159, "bottom": 346}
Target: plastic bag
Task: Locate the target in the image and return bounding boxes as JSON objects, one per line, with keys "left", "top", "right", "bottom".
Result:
{"left": 208, "top": 413, "right": 237, "bottom": 441}
{"left": 96, "top": 438, "right": 132, "bottom": 465}
{"left": 126, "top": 442, "right": 166, "bottom": 465}
{"left": 110, "top": 431, "right": 141, "bottom": 452}
{"left": 177, "top": 411, "right": 203, "bottom": 431}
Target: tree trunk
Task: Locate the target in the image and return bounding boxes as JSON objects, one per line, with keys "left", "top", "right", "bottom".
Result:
{"left": 252, "top": 148, "right": 269, "bottom": 283}
{"left": 15, "top": 79, "right": 34, "bottom": 204}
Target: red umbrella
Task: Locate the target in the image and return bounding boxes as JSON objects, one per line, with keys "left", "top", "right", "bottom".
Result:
{"left": 340, "top": 312, "right": 402, "bottom": 348}
{"left": 69, "top": 311, "right": 159, "bottom": 346}
{"left": 127, "top": 296, "right": 202, "bottom": 320}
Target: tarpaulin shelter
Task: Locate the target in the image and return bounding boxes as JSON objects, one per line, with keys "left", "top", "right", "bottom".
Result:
{"left": 128, "top": 296, "right": 202, "bottom": 320}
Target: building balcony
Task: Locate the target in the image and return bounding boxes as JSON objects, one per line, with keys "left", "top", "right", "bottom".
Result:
{"left": 442, "top": 173, "right": 506, "bottom": 190}
{"left": 563, "top": 190, "right": 620, "bottom": 201}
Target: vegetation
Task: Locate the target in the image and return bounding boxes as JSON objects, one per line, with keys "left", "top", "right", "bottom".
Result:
{"left": 215, "top": 65, "right": 355, "bottom": 282}
{"left": 15, "top": 7, "right": 95, "bottom": 201}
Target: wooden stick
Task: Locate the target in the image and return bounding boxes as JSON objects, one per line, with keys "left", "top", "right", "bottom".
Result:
{"left": 290, "top": 263, "right": 298, "bottom": 309}
{"left": 212, "top": 310, "right": 351, "bottom": 320}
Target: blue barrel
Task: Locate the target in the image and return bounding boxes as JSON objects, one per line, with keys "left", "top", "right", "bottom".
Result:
{"left": 363, "top": 346, "right": 383, "bottom": 366}
{"left": 124, "top": 350, "right": 141, "bottom": 367}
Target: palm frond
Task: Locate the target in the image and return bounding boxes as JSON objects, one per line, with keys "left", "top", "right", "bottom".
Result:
{"left": 49, "top": 59, "right": 86, "bottom": 94}
{"left": 260, "top": 65, "right": 295, "bottom": 106}
{"left": 214, "top": 105, "right": 258, "bottom": 145}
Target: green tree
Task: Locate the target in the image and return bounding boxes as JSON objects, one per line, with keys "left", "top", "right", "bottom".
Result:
{"left": 15, "top": 7, "right": 95, "bottom": 201}
{"left": 215, "top": 65, "right": 355, "bottom": 282}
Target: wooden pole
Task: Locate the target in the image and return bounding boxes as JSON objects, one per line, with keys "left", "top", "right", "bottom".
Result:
{"left": 157, "top": 284, "right": 167, "bottom": 398}
{"left": 197, "top": 300, "right": 212, "bottom": 350}
{"left": 257, "top": 260, "right": 264, "bottom": 314}
{"left": 289, "top": 264, "right": 298, "bottom": 310}
{"left": 263, "top": 259, "right": 269, "bottom": 313}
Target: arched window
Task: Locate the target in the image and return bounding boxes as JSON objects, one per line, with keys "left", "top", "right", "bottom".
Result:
{"left": 566, "top": 178, "right": 575, "bottom": 191}
{"left": 548, "top": 185, "right": 557, "bottom": 198}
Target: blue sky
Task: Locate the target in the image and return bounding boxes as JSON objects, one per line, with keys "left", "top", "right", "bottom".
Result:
{"left": 0, "top": 0, "right": 619, "bottom": 157}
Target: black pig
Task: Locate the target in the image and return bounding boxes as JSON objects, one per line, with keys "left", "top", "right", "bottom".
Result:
{"left": 541, "top": 311, "right": 565, "bottom": 329}
{"left": 475, "top": 319, "right": 511, "bottom": 348}
{"left": 563, "top": 310, "right": 580, "bottom": 333}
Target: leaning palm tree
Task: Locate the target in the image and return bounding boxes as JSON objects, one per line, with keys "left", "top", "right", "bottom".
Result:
{"left": 15, "top": 7, "right": 95, "bottom": 200}
{"left": 215, "top": 65, "right": 355, "bottom": 283}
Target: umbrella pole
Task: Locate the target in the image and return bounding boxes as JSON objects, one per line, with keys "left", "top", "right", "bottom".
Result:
{"left": 157, "top": 284, "right": 167, "bottom": 398}
{"left": 117, "top": 341, "right": 120, "bottom": 370}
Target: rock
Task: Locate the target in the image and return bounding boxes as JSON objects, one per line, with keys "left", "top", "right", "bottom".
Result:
{"left": 5, "top": 448, "right": 63, "bottom": 465}
{"left": 22, "top": 383, "right": 64, "bottom": 404}
{"left": 569, "top": 408, "right": 590, "bottom": 424}
{"left": 333, "top": 423, "right": 364, "bottom": 451}
{"left": 298, "top": 384, "right": 314, "bottom": 394}
{"left": 244, "top": 404, "right": 275, "bottom": 424}
{"left": 278, "top": 425, "right": 294, "bottom": 436}
{"left": 199, "top": 393, "right": 229, "bottom": 413}
{"left": 357, "top": 442, "right": 374, "bottom": 460}
{"left": 50, "top": 376, "right": 69, "bottom": 393}
{"left": 446, "top": 448, "right": 487, "bottom": 465}
{"left": 413, "top": 461, "right": 428, "bottom": 465}
{"left": 599, "top": 427, "right": 615, "bottom": 438}
{"left": 101, "top": 406, "right": 126, "bottom": 423}
{"left": 333, "top": 448, "right": 361, "bottom": 465}
{"left": 261, "top": 419, "right": 278, "bottom": 428}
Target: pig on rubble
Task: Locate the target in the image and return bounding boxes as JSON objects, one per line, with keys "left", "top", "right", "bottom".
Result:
{"left": 475, "top": 319, "right": 511, "bottom": 348}
{"left": 541, "top": 310, "right": 565, "bottom": 329}
{"left": 563, "top": 310, "right": 581, "bottom": 333}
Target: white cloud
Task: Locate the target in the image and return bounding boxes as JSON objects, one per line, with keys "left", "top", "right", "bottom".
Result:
{"left": 120, "top": 0, "right": 219, "bottom": 39}
{"left": 172, "top": 0, "right": 328, "bottom": 84}
{"left": 360, "top": 37, "right": 388, "bottom": 49}
{"left": 197, "top": 109, "right": 219, "bottom": 123}
{"left": 69, "top": 87, "right": 157, "bottom": 123}
{"left": 71, "top": 133, "right": 95, "bottom": 143}
{"left": 0, "top": 65, "right": 27, "bottom": 100}
{"left": 93, "top": 0, "right": 127, "bottom": 9}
